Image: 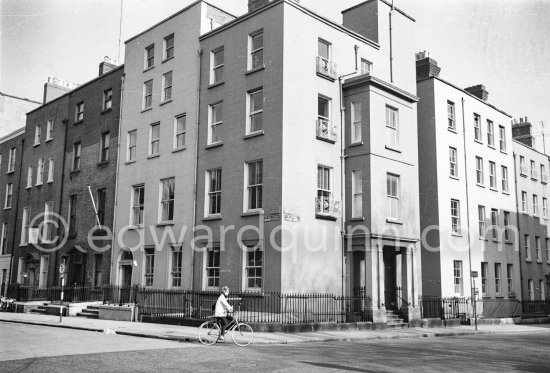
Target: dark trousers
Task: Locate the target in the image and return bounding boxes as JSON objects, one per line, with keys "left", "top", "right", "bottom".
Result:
{"left": 218, "top": 316, "right": 233, "bottom": 336}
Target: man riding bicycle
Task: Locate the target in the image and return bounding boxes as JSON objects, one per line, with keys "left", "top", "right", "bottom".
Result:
{"left": 214, "top": 286, "right": 233, "bottom": 342}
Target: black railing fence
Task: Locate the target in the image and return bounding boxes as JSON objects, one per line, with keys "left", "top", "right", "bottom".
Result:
{"left": 522, "top": 300, "right": 550, "bottom": 316}
{"left": 5, "top": 283, "right": 137, "bottom": 305}
{"left": 138, "top": 288, "right": 373, "bottom": 324}
{"left": 419, "top": 296, "right": 535, "bottom": 321}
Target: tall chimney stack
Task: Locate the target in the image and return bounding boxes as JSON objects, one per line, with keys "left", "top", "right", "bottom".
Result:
{"left": 464, "top": 84, "right": 489, "bottom": 102}
{"left": 415, "top": 51, "right": 441, "bottom": 80}
{"left": 512, "top": 116, "right": 535, "bottom": 148}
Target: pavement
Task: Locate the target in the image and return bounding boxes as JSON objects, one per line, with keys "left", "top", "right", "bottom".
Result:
{"left": 1, "top": 312, "right": 549, "bottom": 345}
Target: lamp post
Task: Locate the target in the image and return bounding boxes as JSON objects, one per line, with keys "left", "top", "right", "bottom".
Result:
{"left": 471, "top": 271, "right": 478, "bottom": 331}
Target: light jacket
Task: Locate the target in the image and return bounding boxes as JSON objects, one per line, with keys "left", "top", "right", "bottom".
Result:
{"left": 214, "top": 293, "right": 233, "bottom": 317}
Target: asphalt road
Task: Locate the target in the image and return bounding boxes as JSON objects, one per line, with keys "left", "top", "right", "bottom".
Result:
{"left": 1, "top": 323, "right": 550, "bottom": 372}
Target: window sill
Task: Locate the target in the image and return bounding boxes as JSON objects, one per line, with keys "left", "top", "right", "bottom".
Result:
{"left": 97, "top": 160, "right": 109, "bottom": 167}
{"left": 206, "top": 142, "right": 223, "bottom": 149}
{"left": 3, "top": 207, "right": 11, "bottom": 211}
{"left": 451, "top": 233, "right": 463, "bottom": 237}
{"left": 315, "top": 214, "right": 337, "bottom": 221}
{"left": 502, "top": 191, "right": 510, "bottom": 195}
{"left": 349, "top": 141, "right": 363, "bottom": 147}
{"left": 385, "top": 145, "right": 401, "bottom": 153}
{"left": 536, "top": 260, "right": 543, "bottom": 264}
{"left": 74, "top": 120, "right": 84, "bottom": 125}
{"left": 500, "top": 149, "right": 507, "bottom": 155}
{"left": 531, "top": 178, "right": 538, "bottom": 182}
{"left": 386, "top": 219, "right": 403, "bottom": 225}
{"left": 172, "top": 146, "right": 186, "bottom": 153}
{"left": 520, "top": 173, "right": 528, "bottom": 178}
{"left": 505, "top": 240, "right": 513, "bottom": 245}
{"left": 157, "top": 222, "right": 175, "bottom": 227}
{"left": 147, "top": 154, "right": 160, "bottom": 160}
{"left": 448, "top": 128, "right": 457, "bottom": 134}
{"left": 35, "top": 183, "right": 43, "bottom": 187}
{"left": 162, "top": 56, "right": 174, "bottom": 64}
{"left": 208, "top": 81, "right": 225, "bottom": 89}
{"left": 489, "top": 187, "right": 498, "bottom": 192}
{"left": 245, "top": 65, "right": 265, "bottom": 75}
{"left": 6, "top": 170, "right": 14, "bottom": 175}
{"left": 476, "top": 183, "right": 485, "bottom": 188}
{"left": 47, "top": 180, "right": 53, "bottom": 184}
{"left": 143, "top": 66, "right": 154, "bottom": 73}
{"left": 316, "top": 136, "right": 336, "bottom": 144}
{"left": 522, "top": 212, "right": 529, "bottom": 215}
{"left": 141, "top": 107, "right": 153, "bottom": 113}
{"left": 244, "top": 131, "right": 264, "bottom": 139}
{"left": 242, "top": 210, "right": 263, "bottom": 217}
{"left": 349, "top": 217, "right": 364, "bottom": 222}
{"left": 474, "top": 139, "right": 483, "bottom": 145}
{"left": 203, "top": 214, "right": 223, "bottom": 221}
{"left": 525, "top": 259, "right": 532, "bottom": 263}
{"left": 488, "top": 144, "right": 496, "bottom": 150}
{"left": 101, "top": 107, "right": 113, "bottom": 115}
{"left": 125, "top": 160, "right": 136, "bottom": 165}
{"left": 45, "top": 138, "right": 53, "bottom": 143}
{"left": 160, "top": 99, "right": 172, "bottom": 106}
{"left": 70, "top": 169, "right": 80, "bottom": 176}
{"left": 127, "top": 225, "right": 144, "bottom": 230}
{"left": 316, "top": 71, "right": 336, "bottom": 82}
{"left": 449, "top": 175, "right": 459, "bottom": 180}
{"left": 479, "top": 237, "right": 488, "bottom": 241}
{"left": 26, "top": 186, "right": 32, "bottom": 190}
{"left": 33, "top": 143, "right": 40, "bottom": 147}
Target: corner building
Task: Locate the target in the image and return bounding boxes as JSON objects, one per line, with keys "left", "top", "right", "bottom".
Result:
{"left": 417, "top": 54, "right": 521, "bottom": 315}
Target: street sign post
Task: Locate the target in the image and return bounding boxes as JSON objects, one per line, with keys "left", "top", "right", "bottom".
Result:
{"left": 59, "top": 264, "right": 65, "bottom": 323}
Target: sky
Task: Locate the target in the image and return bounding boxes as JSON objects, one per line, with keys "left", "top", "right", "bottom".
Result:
{"left": 2, "top": 0, "right": 549, "bottom": 150}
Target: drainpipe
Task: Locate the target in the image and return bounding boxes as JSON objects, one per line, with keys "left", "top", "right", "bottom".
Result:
{"left": 512, "top": 152, "right": 525, "bottom": 302}
{"left": 460, "top": 98, "right": 474, "bottom": 304}
{"left": 191, "top": 49, "right": 203, "bottom": 291}
{"left": 389, "top": 0, "right": 394, "bottom": 83}
{"left": 111, "top": 75, "right": 125, "bottom": 285}
{"left": 338, "top": 46, "right": 359, "bottom": 299}
{"left": 54, "top": 117, "right": 70, "bottom": 286}
{"left": 8, "top": 137, "right": 25, "bottom": 286}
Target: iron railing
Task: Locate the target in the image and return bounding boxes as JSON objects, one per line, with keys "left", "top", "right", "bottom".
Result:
{"left": 522, "top": 300, "right": 550, "bottom": 316}
{"left": 316, "top": 119, "right": 337, "bottom": 142}
{"left": 316, "top": 56, "right": 337, "bottom": 80}
{"left": 5, "top": 283, "right": 138, "bottom": 305}
{"left": 138, "top": 289, "right": 372, "bottom": 325}
{"left": 419, "top": 296, "right": 524, "bottom": 322}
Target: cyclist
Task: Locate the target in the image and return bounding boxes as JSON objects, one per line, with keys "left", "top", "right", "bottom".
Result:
{"left": 214, "top": 286, "right": 233, "bottom": 342}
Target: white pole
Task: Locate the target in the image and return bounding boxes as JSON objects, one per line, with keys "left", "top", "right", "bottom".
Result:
{"left": 87, "top": 186, "right": 102, "bottom": 228}
{"left": 60, "top": 274, "right": 65, "bottom": 323}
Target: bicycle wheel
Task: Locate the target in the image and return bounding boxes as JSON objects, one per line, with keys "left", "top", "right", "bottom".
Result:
{"left": 198, "top": 321, "right": 221, "bottom": 345}
{"left": 231, "top": 323, "right": 254, "bottom": 347}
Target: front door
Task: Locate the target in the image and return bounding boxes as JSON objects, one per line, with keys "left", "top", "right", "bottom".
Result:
{"left": 121, "top": 265, "right": 132, "bottom": 287}
{"left": 384, "top": 249, "right": 397, "bottom": 310}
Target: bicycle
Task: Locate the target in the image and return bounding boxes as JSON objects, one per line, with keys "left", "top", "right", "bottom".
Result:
{"left": 198, "top": 310, "right": 254, "bottom": 346}
{"left": 0, "top": 297, "right": 15, "bottom": 312}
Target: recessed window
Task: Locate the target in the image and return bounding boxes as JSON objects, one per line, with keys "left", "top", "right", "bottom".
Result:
{"left": 451, "top": 199, "right": 461, "bottom": 234}
{"left": 447, "top": 101, "right": 455, "bottom": 130}
{"left": 247, "top": 88, "right": 263, "bottom": 134}
{"left": 449, "top": 147, "right": 458, "bottom": 178}
{"left": 211, "top": 47, "right": 224, "bottom": 84}
{"left": 521, "top": 191, "right": 528, "bottom": 213}
{"left": 131, "top": 184, "right": 145, "bottom": 226}
{"left": 7, "top": 148, "right": 15, "bottom": 173}
{"left": 174, "top": 114, "right": 186, "bottom": 149}
{"left": 245, "top": 245, "right": 262, "bottom": 290}
{"left": 127, "top": 130, "right": 137, "bottom": 162}
{"left": 143, "top": 80, "right": 153, "bottom": 109}
{"left": 481, "top": 262, "right": 488, "bottom": 295}
{"left": 208, "top": 102, "right": 223, "bottom": 145}
{"left": 145, "top": 44, "right": 155, "bottom": 69}
{"left": 72, "top": 142, "right": 81, "bottom": 171}
{"left": 34, "top": 124, "right": 41, "bottom": 145}
{"left": 352, "top": 170, "right": 363, "bottom": 218}
{"left": 246, "top": 160, "right": 263, "bottom": 211}
{"left": 159, "top": 177, "right": 175, "bottom": 222}
{"left": 536, "top": 236, "right": 542, "bottom": 261}
{"left": 499, "top": 125, "right": 506, "bottom": 152}
{"left": 507, "top": 264, "right": 514, "bottom": 294}
{"left": 386, "top": 105, "right": 399, "bottom": 149}
{"left": 46, "top": 119, "right": 53, "bottom": 141}
{"left": 501, "top": 166, "right": 509, "bottom": 193}
{"left": 0, "top": 223, "right": 9, "bottom": 255}
{"left": 68, "top": 195, "right": 78, "bottom": 236}
{"left": 20, "top": 207, "right": 30, "bottom": 244}
{"left": 100, "top": 132, "right": 110, "bottom": 162}
{"left": 474, "top": 114, "right": 481, "bottom": 142}
{"left": 164, "top": 34, "right": 174, "bottom": 60}
{"left": 490, "top": 208, "right": 498, "bottom": 240}
{"left": 171, "top": 248, "right": 182, "bottom": 288}
{"left": 360, "top": 58, "right": 372, "bottom": 75}
{"left": 489, "top": 161, "right": 497, "bottom": 189}
{"left": 524, "top": 234, "right": 531, "bottom": 261}
{"left": 487, "top": 120, "right": 494, "bottom": 147}
{"left": 149, "top": 123, "right": 160, "bottom": 156}
{"left": 249, "top": 30, "right": 264, "bottom": 70}
{"left": 533, "top": 194, "right": 539, "bottom": 216}
{"left": 26, "top": 167, "right": 33, "bottom": 189}
{"left": 351, "top": 101, "right": 362, "bottom": 143}
{"left": 475, "top": 156, "right": 484, "bottom": 185}
{"left": 207, "top": 169, "right": 222, "bottom": 216}
{"left": 453, "top": 260, "right": 463, "bottom": 295}
{"left": 494, "top": 263, "right": 501, "bottom": 295}
{"left": 387, "top": 174, "right": 400, "bottom": 220}
{"left": 43, "top": 202, "right": 54, "bottom": 243}
{"left": 103, "top": 88, "right": 113, "bottom": 110}
{"left": 75, "top": 102, "right": 84, "bottom": 122}
{"left": 478, "top": 205, "right": 485, "bottom": 238}
{"left": 36, "top": 157, "right": 44, "bottom": 185}
{"left": 205, "top": 246, "right": 220, "bottom": 289}
{"left": 97, "top": 189, "right": 106, "bottom": 226}
{"left": 4, "top": 184, "right": 13, "bottom": 209}
{"left": 144, "top": 247, "right": 155, "bottom": 287}
{"left": 162, "top": 71, "right": 172, "bottom": 102}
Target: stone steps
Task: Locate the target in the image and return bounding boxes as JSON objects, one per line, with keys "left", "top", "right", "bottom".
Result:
{"left": 386, "top": 310, "right": 409, "bottom": 329}
{"left": 76, "top": 306, "right": 100, "bottom": 319}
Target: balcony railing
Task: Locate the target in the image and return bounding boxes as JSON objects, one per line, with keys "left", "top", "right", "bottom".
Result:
{"left": 316, "top": 119, "right": 337, "bottom": 142}
{"left": 542, "top": 172, "right": 549, "bottom": 184}
{"left": 316, "top": 56, "right": 337, "bottom": 80}
{"left": 315, "top": 196, "right": 340, "bottom": 218}
{"left": 520, "top": 165, "right": 529, "bottom": 176}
